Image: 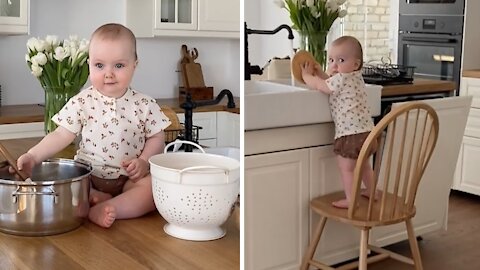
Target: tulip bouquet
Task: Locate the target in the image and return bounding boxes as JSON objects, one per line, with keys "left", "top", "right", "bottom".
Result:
{"left": 25, "top": 35, "right": 90, "bottom": 133}
{"left": 275, "top": 0, "right": 348, "bottom": 67}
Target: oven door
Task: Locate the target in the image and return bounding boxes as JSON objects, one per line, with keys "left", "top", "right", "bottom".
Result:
{"left": 399, "top": 0, "right": 465, "bottom": 16}
{"left": 398, "top": 33, "right": 462, "bottom": 87}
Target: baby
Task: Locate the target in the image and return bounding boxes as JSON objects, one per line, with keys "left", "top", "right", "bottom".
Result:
{"left": 15, "top": 23, "right": 171, "bottom": 227}
{"left": 301, "top": 36, "right": 377, "bottom": 208}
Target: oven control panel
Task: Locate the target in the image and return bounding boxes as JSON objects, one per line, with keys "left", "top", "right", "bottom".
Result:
{"left": 399, "top": 15, "right": 463, "bottom": 34}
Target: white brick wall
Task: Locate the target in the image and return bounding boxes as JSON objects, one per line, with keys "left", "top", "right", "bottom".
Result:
{"left": 343, "top": 0, "right": 393, "bottom": 64}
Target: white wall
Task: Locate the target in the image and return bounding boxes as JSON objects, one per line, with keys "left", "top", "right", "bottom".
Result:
{"left": 0, "top": 0, "right": 240, "bottom": 105}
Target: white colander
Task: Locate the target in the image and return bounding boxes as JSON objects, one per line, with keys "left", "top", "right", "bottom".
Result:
{"left": 149, "top": 141, "right": 240, "bottom": 241}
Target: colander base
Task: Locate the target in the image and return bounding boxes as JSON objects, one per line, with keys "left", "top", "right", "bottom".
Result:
{"left": 163, "top": 223, "right": 226, "bottom": 241}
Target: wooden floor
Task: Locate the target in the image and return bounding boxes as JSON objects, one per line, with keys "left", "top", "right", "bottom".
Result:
{"left": 365, "top": 190, "right": 480, "bottom": 270}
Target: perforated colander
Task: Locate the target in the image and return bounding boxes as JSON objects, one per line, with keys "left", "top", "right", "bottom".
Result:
{"left": 149, "top": 141, "right": 240, "bottom": 241}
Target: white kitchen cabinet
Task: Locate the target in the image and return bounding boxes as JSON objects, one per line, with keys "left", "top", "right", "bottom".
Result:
{"left": 216, "top": 111, "right": 239, "bottom": 147}
{"left": 177, "top": 111, "right": 217, "bottom": 147}
{"left": 245, "top": 148, "right": 309, "bottom": 270}
{"left": 126, "top": 0, "right": 239, "bottom": 38}
{"left": 453, "top": 77, "right": 480, "bottom": 195}
{"left": 0, "top": 0, "right": 29, "bottom": 35}
{"left": 0, "top": 122, "right": 44, "bottom": 139}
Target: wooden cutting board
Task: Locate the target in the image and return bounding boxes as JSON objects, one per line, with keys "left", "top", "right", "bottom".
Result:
{"left": 183, "top": 63, "right": 206, "bottom": 88}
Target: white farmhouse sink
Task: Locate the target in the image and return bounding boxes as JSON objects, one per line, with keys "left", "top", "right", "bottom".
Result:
{"left": 245, "top": 79, "right": 382, "bottom": 130}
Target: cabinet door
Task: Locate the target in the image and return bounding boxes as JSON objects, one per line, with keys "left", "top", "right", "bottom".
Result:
{"left": 216, "top": 112, "right": 239, "bottom": 147}
{"left": 455, "top": 136, "right": 480, "bottom": 195}
{"left": 154, "top": 0, "right": 197, "bottom": 30}
{"left": 177, "top": 111, "right": 216, "bottom": 141}
{"left": 198, "top": 0, "right": 239, "bottom": 32}
{"left": 309, "top": 146, "right": 363, "bottom": 265}
{"left": 0, "top": 0, "right": 28, "bottom": 34}
{"left": 460, "top": 77, "right": 480, "bottom": 108}
{"left": 245, "top": 149, "right": 309, "bottom": 270}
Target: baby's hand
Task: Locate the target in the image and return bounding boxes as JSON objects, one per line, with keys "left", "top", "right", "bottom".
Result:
{"left": 10, "top": 152, "right": 36, "bottom": 179}
{"left": 121, "top": 158, "right": 149, "bottom": 182}
{"left": 301, "top": 61, "right": 315, "bottom": 78}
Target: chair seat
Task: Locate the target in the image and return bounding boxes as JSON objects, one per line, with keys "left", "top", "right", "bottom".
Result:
{"left": 310, "top": 191, "right": 416, "bottom": 228}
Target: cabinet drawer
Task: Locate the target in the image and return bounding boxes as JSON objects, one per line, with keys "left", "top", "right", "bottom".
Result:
{"left": 0, "top": 122, "right": 44, "bottom": 140}
{"left": 464, "top": 107, "right": 480, "bottom": 138}
{"left": 461, "top": 77, "right": 480, "bottom": 108}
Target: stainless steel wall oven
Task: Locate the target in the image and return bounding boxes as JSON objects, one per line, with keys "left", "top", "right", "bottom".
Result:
{"left": 398, "top": 0, "right": 465, "bottom": 94}
{"left": 398, "top": 15, "right": 463, "bottom": 91}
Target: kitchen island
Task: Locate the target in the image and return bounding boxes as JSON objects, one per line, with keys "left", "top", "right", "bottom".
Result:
{"left": 0, "top": 138, "right": 239, "bottom": 270}
{"left": 244, "top": 78, "right": 470, "bottom": 269}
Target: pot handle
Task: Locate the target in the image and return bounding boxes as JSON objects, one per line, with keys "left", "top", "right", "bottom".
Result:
{"left": 164, "top": 140, "right": 205, "bottom": 153}
{"left": 12, "top": 187, "right": 59, "bottom": 204}
{"left": 178, "top": 165, "right": 230, "bottom": 184}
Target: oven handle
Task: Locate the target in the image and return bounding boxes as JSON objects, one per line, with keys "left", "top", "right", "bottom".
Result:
{"left": 401, "top": 37, "right": 459, "bottom": 43}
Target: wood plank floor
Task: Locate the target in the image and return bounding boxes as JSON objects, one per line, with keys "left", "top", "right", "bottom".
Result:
{"left": 366, "top": 190, "right": 480, "bottom": 270}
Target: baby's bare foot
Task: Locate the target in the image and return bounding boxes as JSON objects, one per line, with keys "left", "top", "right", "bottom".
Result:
{"left": 332, "top": 198, "right": 350, "bottom": 209}
{"left": 89, "top": 189, "right": 112, "bottom": 206}
{"left": 89, "top": 204, "right": 116, "bottom": 228}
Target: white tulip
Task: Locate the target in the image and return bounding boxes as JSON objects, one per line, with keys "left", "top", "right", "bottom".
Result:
{"left": 274, "top": 0, "right": 285, "bottom": 9}
{"left": 306, "top": 0, "right": 314, "bottom": 7}
{"left": 34, "top": 39, "right": 47, "bottom": 52}
{"left": 25, "top": 54, "right": 30, "bottom": 63}
{"left": 45, "top": 35, "right": 60, "bottom": 48}
{"left": 54, "top": 46, "right": 69, "bottom": 61}
{"left": 336, "top": 0, "right": 347, "bottom": 5}
{"left": 31, "top": 64, "right": 43, "bottom": 77}
{"left": 78, "top": 39, "right": 89, "bottom": 53}
{"left": 33, "top": 52, "right": 48, "bottom": 65}
{"left": 26, "top": 37, "right": 38, "bottom": 52}
{"left": 338, "top": 9, "right": 347, "bottom": 17}
{"left": 326, "top": 0, "right": 339, "bottom": 12}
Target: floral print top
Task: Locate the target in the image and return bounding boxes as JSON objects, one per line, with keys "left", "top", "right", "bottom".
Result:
{"left": 52, "top": 86, "right": 171, "bottom": 179}
{"left": 325, "top": 70, "right": 374, "bottom": 139}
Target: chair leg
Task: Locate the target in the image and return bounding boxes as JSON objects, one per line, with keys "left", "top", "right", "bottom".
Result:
{"left": 406, "top": 219, "right": 423, "bottom": 270}
{"left": 359, "top": 228, "right": 369, "bottom": 270}
{"left": 300, "top": 216, "right": 327, "bottom": 270}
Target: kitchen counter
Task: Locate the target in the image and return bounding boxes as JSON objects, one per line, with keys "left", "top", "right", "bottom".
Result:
{"left": 381, "top": 78, "right": 456, "bottom": 97}
{"left": 463, "top": 69, "right": 480, "bottom": 78}
{"left": 0, "top": 97, "right": 240, "bottom": 125}
{"left": 0, "top": 137, "right": 240, "bottom": 269}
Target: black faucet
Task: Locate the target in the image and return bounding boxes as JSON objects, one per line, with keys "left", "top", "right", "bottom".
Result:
{"left": 244, "top": 22, "right": 294, "bottom": 80}
{"left": 180, "top": 89, "right": 236, "bottom": 152}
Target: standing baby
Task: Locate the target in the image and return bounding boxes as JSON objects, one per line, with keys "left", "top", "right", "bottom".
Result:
{"left": 301, "top": 36, "right": 377, "bottom": 208}
{"left": 15, "top": 23, "right": 171, "bottom": 227}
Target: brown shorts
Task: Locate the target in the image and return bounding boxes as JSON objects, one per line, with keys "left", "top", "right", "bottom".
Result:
{"left": 333, "top": 132, "right": 377, "bottom": 159}
{"left": 91, "top": 175, "right": 129, "bottom": 197}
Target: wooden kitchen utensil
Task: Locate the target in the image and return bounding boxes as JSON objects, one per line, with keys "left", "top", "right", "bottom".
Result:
{"left": 0, "top": 142, "right": 29, "bottom": 181}
{"left": 183, "top": 63, "right": 206, "bottom": 88}
{"left": 291, "top": 50, "right": 318, "bottom": 84}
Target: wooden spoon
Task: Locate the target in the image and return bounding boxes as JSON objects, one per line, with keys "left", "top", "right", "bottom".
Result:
{"left": 0, "top": 142, "right": 29, "bottom": 181}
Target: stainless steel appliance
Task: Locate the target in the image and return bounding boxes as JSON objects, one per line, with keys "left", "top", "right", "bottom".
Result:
{"left": 398, "top": 15, "right": 463, "bottom": 91}
{"left": 398, "top": 0, "right": 465, "bottom": 94}
{"left": 399, "top": 0, "right": 464, "bottom": 16}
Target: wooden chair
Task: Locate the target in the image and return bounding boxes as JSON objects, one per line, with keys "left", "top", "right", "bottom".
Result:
{"left": 301, "top": 102, "right": 440, "bottom": 270}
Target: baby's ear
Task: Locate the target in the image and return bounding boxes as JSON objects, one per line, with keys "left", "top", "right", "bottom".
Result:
{"left": 355, "top": 59, "right": 361, "bottom": 69}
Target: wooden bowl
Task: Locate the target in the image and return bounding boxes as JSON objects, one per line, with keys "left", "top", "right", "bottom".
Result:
{"left": 291, "top": 50, "right": 318, "bottom": 84}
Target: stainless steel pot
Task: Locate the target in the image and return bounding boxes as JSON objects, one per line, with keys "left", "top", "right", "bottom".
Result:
{"left": 0, "top": 159, "right": 91, "bottom": 236}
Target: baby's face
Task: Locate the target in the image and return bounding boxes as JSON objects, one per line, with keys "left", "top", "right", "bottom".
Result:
{"left": 326, "top": 42, "right": 361, "bottom": 75}
{"left": 88, "top": 36, "right": 137, "bottom": 98}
